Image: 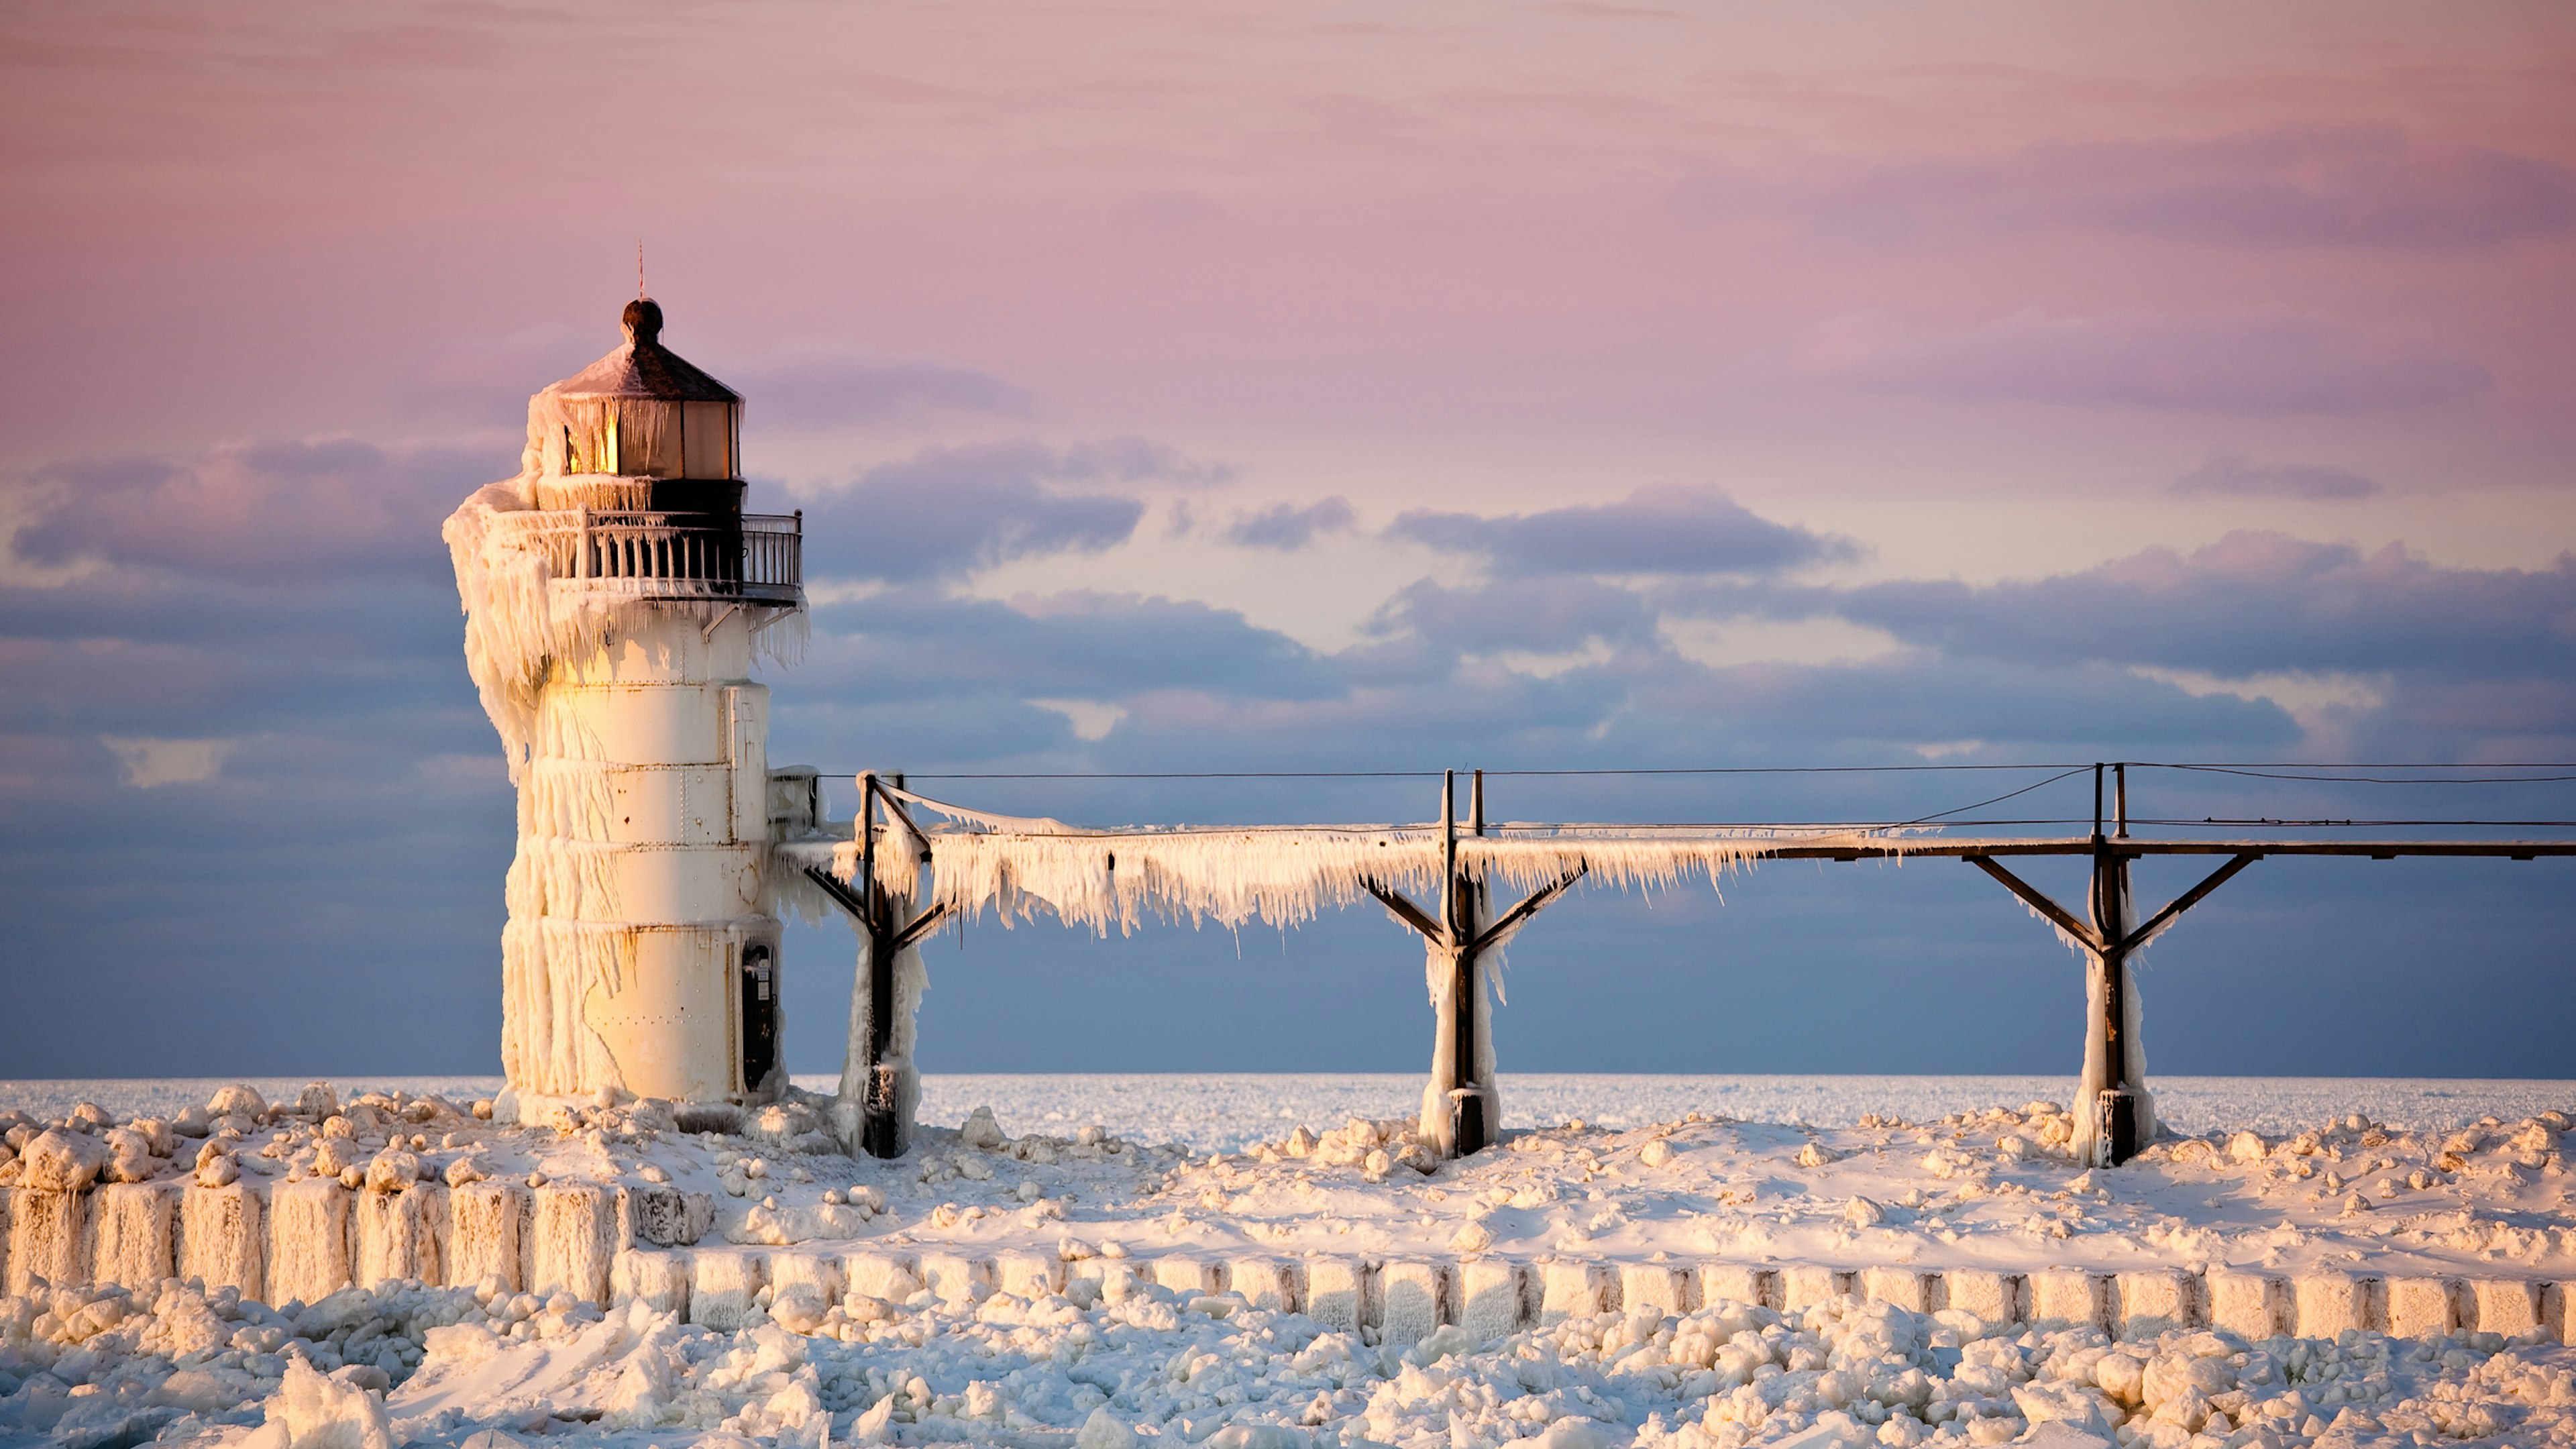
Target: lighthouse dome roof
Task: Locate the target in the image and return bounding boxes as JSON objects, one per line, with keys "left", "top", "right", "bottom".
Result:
{"left": 538, "top": 297, "right": 740, "bottom": 405}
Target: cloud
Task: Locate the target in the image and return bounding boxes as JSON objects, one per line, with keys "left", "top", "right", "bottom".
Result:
{"left": 1831, "top": 531, "right": 2576, "bottom": 684}
{"left": 101, "top": 734, "right": 237, "bottom": 788}
{"left": 1224, "top": 498, "right": 1355, "bottom": 550}
{"left": 1791, "top": 309, "right": 2488, "bottom": 415}
{"left": 6, "top": 435, "right": 2570, "bottom": 1080}
{"left": 2172, "top": 455, "right": 2383, "bottom": 500}
{"left": 1389, "top": 487, "right": 1848, "bottom": 577}
{"left": 802, "top": 441, "right": 1158, "bottom": 582}
{"left": 5, "top": 437, "right": 499, "bottom": 586}
{"left": 1049, "top": 437, "right": 1235, "bottom": 489}
{"left": 803, "top": 588, "right": 1344, "bottom": 705}
{"left": 1678, "top": 127, "right": 2576, "bottom": 252}
{"left": 1368, "top": 576, "right": 1659, "bottom": 654}
{"left": 1633, "top": 655, "right": 2300, "bottom": 759}
{"left": 1026, "top": 698, "right": 1128, "bottom": 741}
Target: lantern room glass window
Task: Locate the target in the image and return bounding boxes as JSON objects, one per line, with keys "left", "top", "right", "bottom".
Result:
{"left": 555, "top": 398, "right": 738, "bottom": 478}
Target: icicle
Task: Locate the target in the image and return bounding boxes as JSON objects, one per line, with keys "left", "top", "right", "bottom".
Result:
{"left": 445, "top": 482, "right": 786, "bottom": 786}
{"left": 800, "top": 786, "right": 1926, "bottom": 938}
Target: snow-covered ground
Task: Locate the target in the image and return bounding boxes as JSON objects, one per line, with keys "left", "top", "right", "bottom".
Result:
{"left": 3, "top": 1077, "right": 2571, "bottom": 1449}
{"left": 7, "top": 1076, "right": 2571, "bottom": 1157}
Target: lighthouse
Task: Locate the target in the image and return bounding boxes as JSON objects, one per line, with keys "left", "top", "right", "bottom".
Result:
{"left": 445, "top": 297, "right": 809, "bottom": 1118}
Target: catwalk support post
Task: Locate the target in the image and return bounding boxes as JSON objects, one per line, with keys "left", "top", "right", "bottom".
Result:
{"left": 808, "top": 771, "right": 947, "bottom": 1157}
{"left": 1365, "top": 769, "right": 1583, "bottom": 1159}
{"left": 2088, "top": 763, "right": 2144, "bottom": 1165}
{"left": 1963, "top": 763, "right": 2258, "bottom": 1167}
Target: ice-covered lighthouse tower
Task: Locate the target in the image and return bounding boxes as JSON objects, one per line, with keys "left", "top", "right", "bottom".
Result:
{"left": 445, "top": 297, "right": 809, "bottom": 1118}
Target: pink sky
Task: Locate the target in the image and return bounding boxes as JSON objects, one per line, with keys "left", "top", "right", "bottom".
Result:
{"left": 5, "top": 5, "right": 2570, "bottom": 546}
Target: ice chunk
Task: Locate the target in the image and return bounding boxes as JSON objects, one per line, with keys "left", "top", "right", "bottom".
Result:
{"left": 207, "top": 1084, "right": 270, "bottom": 1121}
{"left": 1076, "top": 1407, "right": 1142, "bottom": 1449}
{"left": 727, "top": 1199, "right": 872, "bottom": 1245}
{"left": 248, "top": 1357, "right": 395, "bottom": 1449}
{"left": 2012, "top": 1381, "right": 2118, "bottom": 1437}
{"left": 1532, "top": 1419, "right": 1613, "bottom": 1449}
{"left": 744, "top": 1099, "right": 835, "bottom": 1154}
{"left": 959, "top": 1105, "right": 1007, "bottom": 1149}
{"left": 850, "top": 1393, "right": 900, "bottom": 1445}
{"left": 19, "top": 1128, "right": 109, "bottom": 1191}
{"left": 1203, "top": 1426, "right": 1309, "bottom": 1449}
{"left": 2139, "top": 1352, "right": 2231, "bottom": 1416}
{"left": 2019, "top": 1422, "right": 2115, "bottom": 1449}
{"left": 996, "top": 1248, "right": 1063, "bottom": 1299}
{"left": 313, "top": 1139, "right": 355, "bottom": 1179}
{"left": 363, "top": 1150, "right": 421, "bottom": 1193}
{"left": 769, "top": 1281, "right": 829, "bottom": 1333}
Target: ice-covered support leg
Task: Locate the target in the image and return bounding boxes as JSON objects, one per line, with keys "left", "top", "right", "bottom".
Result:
{"left": 825, "top": 773, "right": 940, "bottom": 1159}
{"left": 2073, "top": 847, "right": 2155, "bottom": 1167}
{"left": 1420, "top": 928, "right": 1500, "bottom": 1159}
{"left": 835, "top": 932, "right": 926, "bottom": 1158}
{"left": 1383, "top": 771, "right": 1583, "bottom": 1160}
{"left": 1421, "top": 769, "right": 1502, "bottom": 1159}
{"left": 1421, "top": 768, "right": 1514, "bottom": 1150}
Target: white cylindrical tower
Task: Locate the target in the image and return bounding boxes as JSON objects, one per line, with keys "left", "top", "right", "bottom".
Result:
{"left": 445, "top": 298, "right": 807, "bottom": 1116}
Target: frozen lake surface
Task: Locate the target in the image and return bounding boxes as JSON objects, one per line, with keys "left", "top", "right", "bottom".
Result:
{"left": 5, "top": 1073, "right": 2567, "bottom": 1152}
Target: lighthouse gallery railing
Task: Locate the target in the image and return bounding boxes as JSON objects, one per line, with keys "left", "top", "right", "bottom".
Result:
{"left": 543, "top": 509, "right": 803, "bottom": 605}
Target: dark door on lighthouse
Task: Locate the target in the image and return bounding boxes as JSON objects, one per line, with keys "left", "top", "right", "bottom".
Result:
{"left": 739, "top": 943, "right": 778, "bottom": 1094}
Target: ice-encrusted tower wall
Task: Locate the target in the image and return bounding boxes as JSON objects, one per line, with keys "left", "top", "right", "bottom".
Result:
{"left": 445, "top": 298, "right": 809, "bottom": 1116}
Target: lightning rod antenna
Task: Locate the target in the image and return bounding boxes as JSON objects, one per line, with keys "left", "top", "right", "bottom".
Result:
{"left": 637, "top": 241, "right": 646, "bottom": 299}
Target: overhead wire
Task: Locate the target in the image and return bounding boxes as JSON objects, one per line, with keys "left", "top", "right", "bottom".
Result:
{"left": 811, "top": 760, "right": 2575, "bottom": 836}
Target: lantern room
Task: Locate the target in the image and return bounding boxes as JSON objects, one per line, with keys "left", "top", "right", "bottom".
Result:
{"left": 529, "top": 297, "right": 745, "bottom": 515}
